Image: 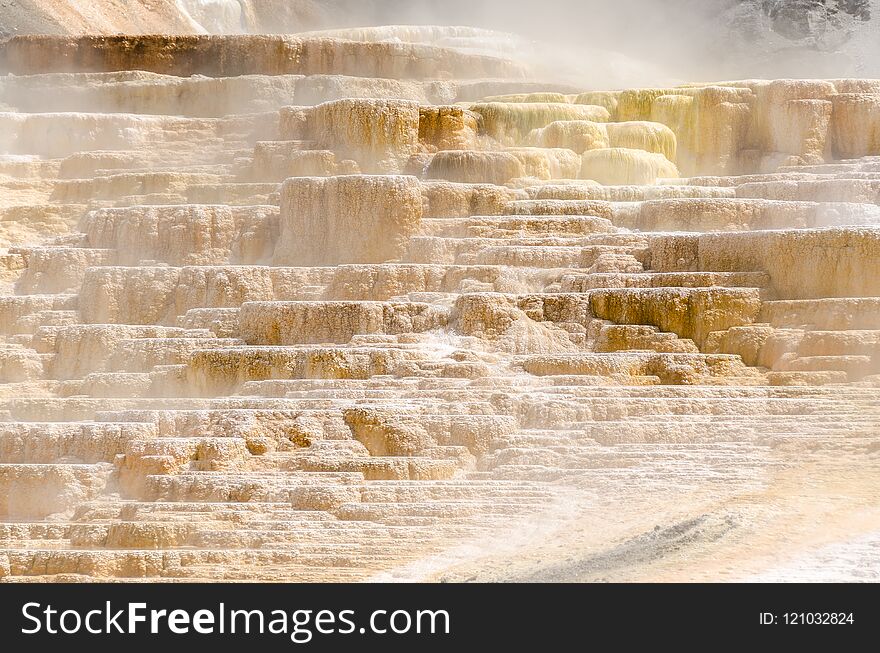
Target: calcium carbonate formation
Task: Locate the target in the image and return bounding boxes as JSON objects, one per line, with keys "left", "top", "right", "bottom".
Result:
{"left": 0, "top": 22, "right": 878, "bottom": 582}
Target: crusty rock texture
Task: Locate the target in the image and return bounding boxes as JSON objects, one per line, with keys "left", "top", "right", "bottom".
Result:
{"left": 275, "top": 175, "right": 423, "bottom": 265}
{"left": 0, "top": 26, "right": 878, "bottom": 584}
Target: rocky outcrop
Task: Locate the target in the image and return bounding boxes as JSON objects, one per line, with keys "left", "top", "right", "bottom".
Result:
{"left": 275, "top": 175, "right": 423, "bottom": 265}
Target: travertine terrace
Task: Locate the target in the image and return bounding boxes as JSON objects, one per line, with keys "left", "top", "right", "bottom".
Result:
{"left": 0, "top": 26, "right": 879, "bottom": 582}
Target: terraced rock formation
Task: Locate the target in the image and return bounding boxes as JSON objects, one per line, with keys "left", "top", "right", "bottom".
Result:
{"left": 0, "top": 27, "right": 878, "bottom": 582}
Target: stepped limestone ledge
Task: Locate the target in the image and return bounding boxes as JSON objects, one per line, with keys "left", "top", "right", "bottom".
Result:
{"left": 0, "top": 30, "right": 877, "bottom": 583}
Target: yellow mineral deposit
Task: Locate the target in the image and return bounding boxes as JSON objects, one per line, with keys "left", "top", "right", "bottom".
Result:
{"left": 0, "top": 1, "right": 877, "bottom": 584}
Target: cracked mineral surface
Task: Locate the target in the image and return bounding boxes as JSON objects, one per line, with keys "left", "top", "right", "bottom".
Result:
{"left": 0, "top": 5, "right": 878, "bottom": 583}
